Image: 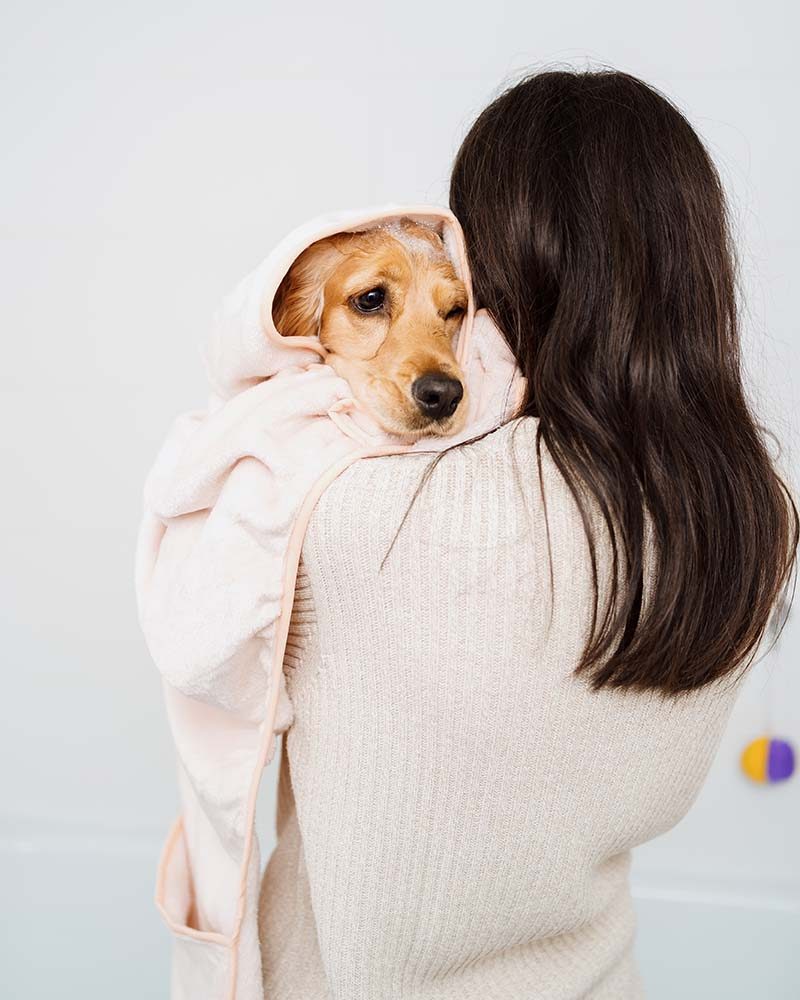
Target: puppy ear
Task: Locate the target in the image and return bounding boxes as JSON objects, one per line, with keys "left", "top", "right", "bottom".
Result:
{"left": 271, "top": 238, "right": 342, "bottom": 338}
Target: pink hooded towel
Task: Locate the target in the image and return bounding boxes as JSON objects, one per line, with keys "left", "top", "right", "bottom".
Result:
{"left": 135, "top": 205, "right": 527, "bottom": 1000}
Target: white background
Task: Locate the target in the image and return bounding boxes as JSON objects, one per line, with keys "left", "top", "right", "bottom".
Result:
{"left": 1, "top": 2, "right": 798, "bottom": 997}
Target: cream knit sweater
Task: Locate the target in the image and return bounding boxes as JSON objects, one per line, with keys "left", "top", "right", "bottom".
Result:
{"left": 258, "top": 415, "right": 742, "bottom": 999}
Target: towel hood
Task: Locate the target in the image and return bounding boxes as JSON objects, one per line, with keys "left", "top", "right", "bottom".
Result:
{"left": 201, "top": 204, "right": 476, "bottom": 403}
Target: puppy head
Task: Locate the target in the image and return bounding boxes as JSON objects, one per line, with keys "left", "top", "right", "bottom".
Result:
{"left": 271, "top": 219, "right": 468, "bottom": 439}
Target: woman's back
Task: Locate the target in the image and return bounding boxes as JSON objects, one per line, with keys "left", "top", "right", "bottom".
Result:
{"left": 259, "top": 416, "right": 742, "bottom": 998}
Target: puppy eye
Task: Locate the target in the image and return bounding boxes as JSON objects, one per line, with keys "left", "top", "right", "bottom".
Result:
{"left": 445, "top": 306, "right": 465, "bottom": 321}
{"left": 352, "top": 287, "right": 386, "bottom": 313}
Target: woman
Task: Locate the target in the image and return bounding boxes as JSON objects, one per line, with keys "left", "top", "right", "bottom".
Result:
{"left": 258, "top": 71, "right": 797, "bottom": 996}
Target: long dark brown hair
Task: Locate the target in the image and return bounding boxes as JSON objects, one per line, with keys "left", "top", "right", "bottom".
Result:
{"left": 440, "top": 69, "right": 798, "bottom": 696}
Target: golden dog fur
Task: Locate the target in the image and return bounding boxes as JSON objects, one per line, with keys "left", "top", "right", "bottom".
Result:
{"left": 272, "top": 219, "right": 468, "bottom": 439}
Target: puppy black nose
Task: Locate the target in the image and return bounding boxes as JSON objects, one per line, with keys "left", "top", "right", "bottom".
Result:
{"left": 411, "top": 374, "right": 464, "bottom": 420}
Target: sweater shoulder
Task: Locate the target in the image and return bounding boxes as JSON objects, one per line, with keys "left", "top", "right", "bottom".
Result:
{"left": 308, "top": 414, "right": 574, "bottom": 551}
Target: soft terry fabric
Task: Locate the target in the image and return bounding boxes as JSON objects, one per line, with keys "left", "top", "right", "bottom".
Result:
{"left": 135, "top": 204, "right": 526, "bottom": 1000}
{"left": 259, "top": 416, "right": 743, "bottom": 999}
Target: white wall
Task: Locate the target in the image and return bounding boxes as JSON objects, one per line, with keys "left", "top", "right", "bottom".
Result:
{"left": 1, "top": 2, "right": 797, "bottom": 997}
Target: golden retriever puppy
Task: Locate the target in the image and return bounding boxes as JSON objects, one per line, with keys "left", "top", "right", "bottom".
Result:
{"left": 271, "top": 219, "right": 468, "bottom": 439}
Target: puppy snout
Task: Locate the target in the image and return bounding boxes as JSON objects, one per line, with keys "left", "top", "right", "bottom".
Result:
{"left": 411, "top": 374, "right": 464, "bottom": 420}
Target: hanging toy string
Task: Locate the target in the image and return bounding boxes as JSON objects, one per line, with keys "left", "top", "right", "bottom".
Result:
{"left": 740, "top": 588, "right": 795, "bottom": 784}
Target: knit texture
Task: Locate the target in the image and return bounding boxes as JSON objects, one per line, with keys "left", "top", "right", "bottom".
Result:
{"left": 258, "top": 415, "right": 742, "bottom": 999}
